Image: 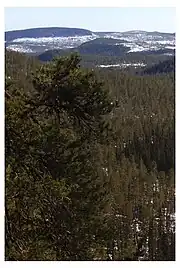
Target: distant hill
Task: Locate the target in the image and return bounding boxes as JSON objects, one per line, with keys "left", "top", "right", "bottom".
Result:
{"left": 147, "top": 31, "right": 175, "bottom": 37}
{"left": 5, "top": 27, "right": 93, "bottom": 42}
{"left": 5, "top": 27, "right": 175, "bottom": 56}
{"left": 37, "top": 49, "right": 67, "bottom": 62}
{"left": 80, "top": 38, "right": 129, "bottom": 45}
{"left": 36, "top": 38, "right": 131, "bottom": 61}
{"left": 7, "top": 27, "right": 174, "bottom": 69}
{"left": 72, "top": 42, "right": 129, "bottom": 56}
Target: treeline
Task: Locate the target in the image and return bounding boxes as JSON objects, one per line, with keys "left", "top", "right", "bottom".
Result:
{"left": 141, "top": 57, "right": 175, "bottom": 75}
{"left": 5, "top": 51, "right": 175, "bottom": 260}
{"left": 37, "top": 49, "right": 173, "bottom": 68}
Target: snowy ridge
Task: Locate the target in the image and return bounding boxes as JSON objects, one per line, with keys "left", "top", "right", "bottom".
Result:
{"left": 5, "top": 29, "right": 175, "bottom": 55}
{"left": 6, "top": 34, "right": 99, "bottom": 53}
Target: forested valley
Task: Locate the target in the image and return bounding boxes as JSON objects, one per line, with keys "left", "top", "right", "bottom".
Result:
{"left": 5, "top": 50, "right": 175, "bottom": 261}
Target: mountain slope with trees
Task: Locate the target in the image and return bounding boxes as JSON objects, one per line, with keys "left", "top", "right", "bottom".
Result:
{"left": 5, "top": 51, "right": 175, "bottom": 261}
{"left": 5, "top": 27, "right": 93, "bottom": 42}
{"left": 141, "top": 57, "right": 175, "bottom": 75}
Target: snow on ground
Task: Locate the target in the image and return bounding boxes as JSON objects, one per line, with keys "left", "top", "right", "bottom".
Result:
{"left": 165, "top": 46, "right": 175, "bottom": 49}
{"left": 11, "top": 35, "right": 98, "bottom": 44}
{"left": 7, "top": 45, "right": 34, "bottom": 53}
{"left": 5, "top": 31, "right": 175, "bottom": 54}
{"left": 97, "top": 63, "right": 146, "bottom": 68}
{"left": 6, "top": 34, "right": 99, "bottom": 53}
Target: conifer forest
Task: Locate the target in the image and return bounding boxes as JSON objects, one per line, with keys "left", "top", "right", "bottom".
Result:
{"left": 5, "top": 50, "right": 175, "bottom": 261}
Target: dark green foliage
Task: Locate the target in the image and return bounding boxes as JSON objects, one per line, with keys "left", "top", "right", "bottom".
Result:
{"left": 142, "top": 57, "right": 175, "bottom": 75}
{"left": 72, "top": 43, "right": 129, "bottom": 56}
{"left": 38, "top": 49, "right": 173, "bottom": 69}
{"left": 80, "top": 38, "right": 129, "bottom": 45}
{"left": 5, "top": 51, "right": 175, "bottom": 261}
{"left": 37, "top": 49, "right": 66, "bottom": 62}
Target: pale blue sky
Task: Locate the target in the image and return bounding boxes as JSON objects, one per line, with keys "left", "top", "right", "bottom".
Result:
{"left": 5, "top": 7, "right": 176, "bottom": 33}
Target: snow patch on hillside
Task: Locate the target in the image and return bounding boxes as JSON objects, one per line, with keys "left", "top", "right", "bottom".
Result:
{"left": 97, "top": 63, "right": 146, "bottom": 68}
{"left": 5, "top": 30, "right": 176, "bottom": 55}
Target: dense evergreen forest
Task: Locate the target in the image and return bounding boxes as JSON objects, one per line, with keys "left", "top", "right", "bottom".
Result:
{"left": 141, "top": 57, "right": 175, "bottom": 75}
{"left": 5, "top": 50, "right": 175, "bottom": 261}
{"left": 37, "top": 48, "right": 173, "bottom": 68}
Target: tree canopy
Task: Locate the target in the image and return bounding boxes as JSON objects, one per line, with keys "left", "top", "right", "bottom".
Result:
{"left": 5, "top": 51, "right": 175, "bottom": 260}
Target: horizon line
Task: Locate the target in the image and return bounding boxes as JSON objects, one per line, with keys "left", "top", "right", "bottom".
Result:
{"left": 5, "top": 26, "right": 175, "bottom": 34}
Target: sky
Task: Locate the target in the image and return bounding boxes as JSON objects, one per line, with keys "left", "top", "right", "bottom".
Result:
{"left": 4, "top": 7, "right": 176, "bottom": 33}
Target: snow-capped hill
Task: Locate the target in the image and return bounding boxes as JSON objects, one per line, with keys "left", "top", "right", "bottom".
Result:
{"left": 5, "top": 27, "right": 93, "bottom": 42}
{"left": 7, "top": 35, "right": 98, "bottom": 53}
{"left": 5, "top": 27, "right": 175, "bottom": 55}
{"left": 5, "top": 28, "right": 99, "bottom": 54}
